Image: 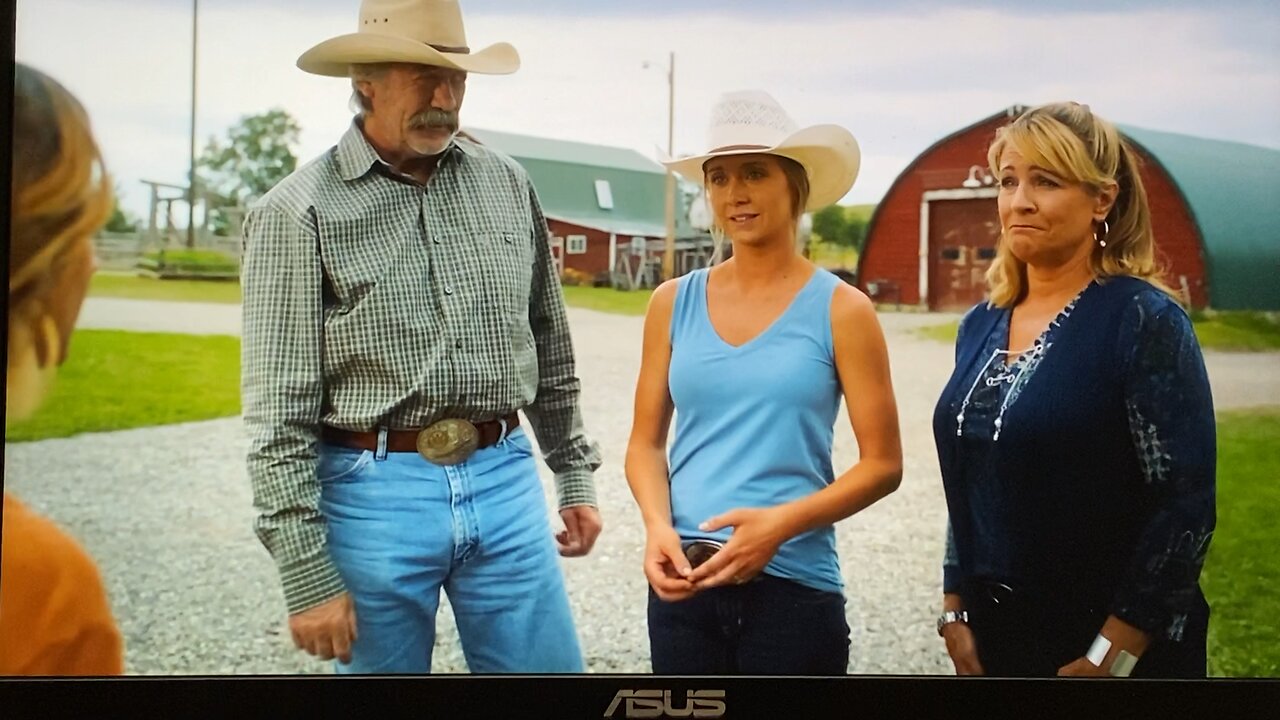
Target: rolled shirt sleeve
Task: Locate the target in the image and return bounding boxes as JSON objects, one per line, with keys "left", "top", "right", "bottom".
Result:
{"left": 520, "top": 183, "right": 603, "bottom": 510}
{"left": 241, "top": 203, "right": 347, "bottom": 615}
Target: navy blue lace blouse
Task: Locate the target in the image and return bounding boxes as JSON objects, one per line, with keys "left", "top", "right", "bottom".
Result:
{"left": 933, "top": 276, "right": 1216, "bottom": 642}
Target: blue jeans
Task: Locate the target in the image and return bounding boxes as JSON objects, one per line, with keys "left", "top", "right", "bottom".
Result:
{"left": 647, "top": 574, "right": 850, "bottom": 675}
{"left": 316, "top": 426, "right": 583, "bottom": 674}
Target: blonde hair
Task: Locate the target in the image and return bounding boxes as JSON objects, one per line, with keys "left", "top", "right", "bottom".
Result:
{"left": 8, "top": 64, "right": 113, "bottom": 421}
{"left": 984, "top": 102, "right": 1179, "bottom": 307}
{"left": 704, "top": 153, "right": 810, "bottom": 264}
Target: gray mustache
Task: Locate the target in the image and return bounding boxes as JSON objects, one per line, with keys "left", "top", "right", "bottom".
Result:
{"left": 409, "top": 109, "right": 458, "bottom": 130}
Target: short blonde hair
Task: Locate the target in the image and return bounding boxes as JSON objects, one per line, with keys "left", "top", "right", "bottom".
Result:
{"left": 8, "top": 64, "right": 113, "bottom": 418}
{"left": 703, "top": 153, "right": 810, "bottom": 264}
{"left": 984, "top": 102, "right": 1179, "bottom": 307}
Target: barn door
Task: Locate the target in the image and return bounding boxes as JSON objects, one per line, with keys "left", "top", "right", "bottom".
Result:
{"left": 928, "top": 199, "right": 1000, "bottom": 311}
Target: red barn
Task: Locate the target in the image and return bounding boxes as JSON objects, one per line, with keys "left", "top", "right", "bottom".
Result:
{"left": 465, "top": 128, "right": 712, "bottom": 287}
{"left": 857, "top": 106, "right": 1280, "bottom": 311}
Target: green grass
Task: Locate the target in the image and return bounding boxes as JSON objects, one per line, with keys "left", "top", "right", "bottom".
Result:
{"left": 91, "top": 275, "right": 656, "bottom": 317}
{"left": 914, "top": 312, "right": 1280, "bottom": 352}
{"left": 1204, "top": 406, "right": 1280, "bottom": 677}
{"left": 560, "top": 285, "right": 653, "bottom": 316}
{"left": 89, "top": 273, "right": 242, "bottom": 304}
{"left": 1189, "top": 311, "right": 1280, "bottom": 351}
{"left": 915, "top": 319, "right": 962, "bottom": 343}
{"left": 139, "top": 248, "right": 240, "bottom": 275}
{"left": 808, "top": 241, "right": 858, "bottom": 270}
{"left": 4, "top": 330, "right": 241, "bottom": 442}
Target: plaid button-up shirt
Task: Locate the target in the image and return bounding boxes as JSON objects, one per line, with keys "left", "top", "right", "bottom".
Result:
{"left": 240, "top": 119, "right": 602, "bottom": 614}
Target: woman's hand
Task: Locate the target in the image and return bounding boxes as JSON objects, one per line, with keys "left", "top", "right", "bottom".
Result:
{"left": 1057, "top": 657, "right": 1110, "bottom": 677}
{"left": 1057, "top": 616, "right": 1150, "bottom": 677}
{"left": 941, "top": 622, "right": 984, "bottom": 675}
{"left": 644, "top": 523, "right": 697, "bottom": 601}
{"left": 685, "top": 507, "right": 791, "bottom": 589}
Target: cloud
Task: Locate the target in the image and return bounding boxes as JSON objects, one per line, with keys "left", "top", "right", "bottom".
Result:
{"left": 15, "top": 0, "right": 1280, "bottom": 217}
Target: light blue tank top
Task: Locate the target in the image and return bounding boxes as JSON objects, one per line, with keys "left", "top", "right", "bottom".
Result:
{"left": 667, "top": 266, "right": 844, "bottom": 593}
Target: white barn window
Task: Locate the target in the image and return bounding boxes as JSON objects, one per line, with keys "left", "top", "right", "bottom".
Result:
{"left": 567, "top": 235, "right": 588, "bottom": 254}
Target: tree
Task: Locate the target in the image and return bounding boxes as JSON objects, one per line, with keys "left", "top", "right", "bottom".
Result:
{"left": 811, "top": 205, "right": 869, "bottom": 253}
{"left": 103, "top": 183, "right": 139, "bottom": 233}
{"left": 811, "top": 205, "right": 848, "bottom": 247}
{"left": 197, "top": 108, "right": 301, "bottom": 235}
{"left": 845, "top": 213, "right": 868, "bottom": 255}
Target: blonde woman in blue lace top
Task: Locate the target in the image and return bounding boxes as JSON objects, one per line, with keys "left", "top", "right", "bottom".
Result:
{"left": 932, "top": 102, "right": 1215, "bottom": 678}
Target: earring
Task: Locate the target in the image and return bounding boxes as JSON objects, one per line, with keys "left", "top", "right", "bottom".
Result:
{"left": 1096, "top": 219, "right": 1110, "bottom": 248}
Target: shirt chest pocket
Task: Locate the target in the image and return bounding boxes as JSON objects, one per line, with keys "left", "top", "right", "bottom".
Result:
{"left": 317, "top": 213, "right": 410, "bottom": 314}
{"left": 453, "top": 230, "right": 535, "bottom": 314}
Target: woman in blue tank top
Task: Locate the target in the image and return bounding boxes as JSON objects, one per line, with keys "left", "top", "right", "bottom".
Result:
{"left": 625, "top": 90, "right": 904, "bottom": 675}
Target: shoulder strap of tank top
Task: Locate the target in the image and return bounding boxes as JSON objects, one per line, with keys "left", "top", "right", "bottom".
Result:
{"left": 669, "top": 268, "right": 709, "bottom": 344}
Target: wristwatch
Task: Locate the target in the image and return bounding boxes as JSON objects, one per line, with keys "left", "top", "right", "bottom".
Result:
{"left": 936, "top": 610, "right": 969, "bottom": 636}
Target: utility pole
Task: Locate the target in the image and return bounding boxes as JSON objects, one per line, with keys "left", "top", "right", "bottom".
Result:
{"left": 187, "top": 0, "right": 198, "bottom": 249}
{"left": 662, "top": 51, "right": 676, "bottom": 281}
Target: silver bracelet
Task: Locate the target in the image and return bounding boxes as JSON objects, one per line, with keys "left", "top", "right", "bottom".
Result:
{"left": 1086, "top": 633, "right": 1139, "bottom": 677}
{"left": 1110, "top": 650, "right": 1139, "bottom": 677}
{"left": 1085, "top": 633, "right": 1111, "bottom": 667}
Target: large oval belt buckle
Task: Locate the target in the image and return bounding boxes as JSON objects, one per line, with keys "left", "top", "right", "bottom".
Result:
{"left": 680, "top": 540, "right": 724, "bottom": 570}
{"left": 416, "top": 419, "right": 480, "bottom": 465}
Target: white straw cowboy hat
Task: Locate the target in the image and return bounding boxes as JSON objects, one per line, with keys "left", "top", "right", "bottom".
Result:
{"left": 663, "top": 90, "right": 860, "bottom": 211}
{"left": 297, "top": 0, "right": 519, "bottom": 77}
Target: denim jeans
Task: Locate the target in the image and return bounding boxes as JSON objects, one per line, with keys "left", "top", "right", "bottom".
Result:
{"left": 647, "top": 573, "right": 850, "bottom": 675}
{"left": 316, "top": 426, "right": 583, "bottom": 674}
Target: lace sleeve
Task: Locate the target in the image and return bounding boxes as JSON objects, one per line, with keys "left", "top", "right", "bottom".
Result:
{"left": 1108, "top": 294, "right": 1216, "bottom": 640}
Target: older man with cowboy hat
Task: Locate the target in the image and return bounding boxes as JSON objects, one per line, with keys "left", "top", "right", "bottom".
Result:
{"left": 240, "top": 0, "right": 602, "bottom": 674}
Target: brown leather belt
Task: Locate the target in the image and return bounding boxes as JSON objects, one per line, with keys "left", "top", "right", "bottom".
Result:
{"left": 321, "top": 412, "right": 520, "bottom": 463}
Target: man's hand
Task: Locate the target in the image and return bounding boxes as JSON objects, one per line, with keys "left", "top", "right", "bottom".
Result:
{"left": 556, "top": 505, "right": 602, "bottom": 557}
{"left": 941, "top": 622, "right": 984, "bottom": 676}
{"left": 288, "top": 592, "right": 357, "bottom": 664}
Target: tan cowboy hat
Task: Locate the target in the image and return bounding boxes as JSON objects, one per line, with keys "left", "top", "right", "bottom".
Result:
{"left": 662, "top": 90, "right": 860, "bottom": 211}
{"left": 297, "top": 0, "right": 519, "bottom": 77}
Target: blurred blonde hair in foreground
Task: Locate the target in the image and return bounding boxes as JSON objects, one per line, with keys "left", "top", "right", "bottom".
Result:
{"left": 7, "top": 63, "right": 113, "bottom": 422}
{"left": 3, "top": 63, "right": 124, "bottom": 678}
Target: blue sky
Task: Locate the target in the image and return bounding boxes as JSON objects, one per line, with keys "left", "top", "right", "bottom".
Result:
{"left": 15, "top": 0, "right": 1280, "bottom": 220}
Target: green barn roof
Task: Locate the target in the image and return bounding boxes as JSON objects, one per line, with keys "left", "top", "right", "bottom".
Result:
{"left": 1118, "top": 124, "right": 1280, "bottom": 310}
{"left": 464, "top": 127, "right": 699, "bottom": 239}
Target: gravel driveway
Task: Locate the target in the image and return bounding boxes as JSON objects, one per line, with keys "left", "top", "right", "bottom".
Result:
{"left": 6, "top": 299, "right": 1276, "bottom": 675}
